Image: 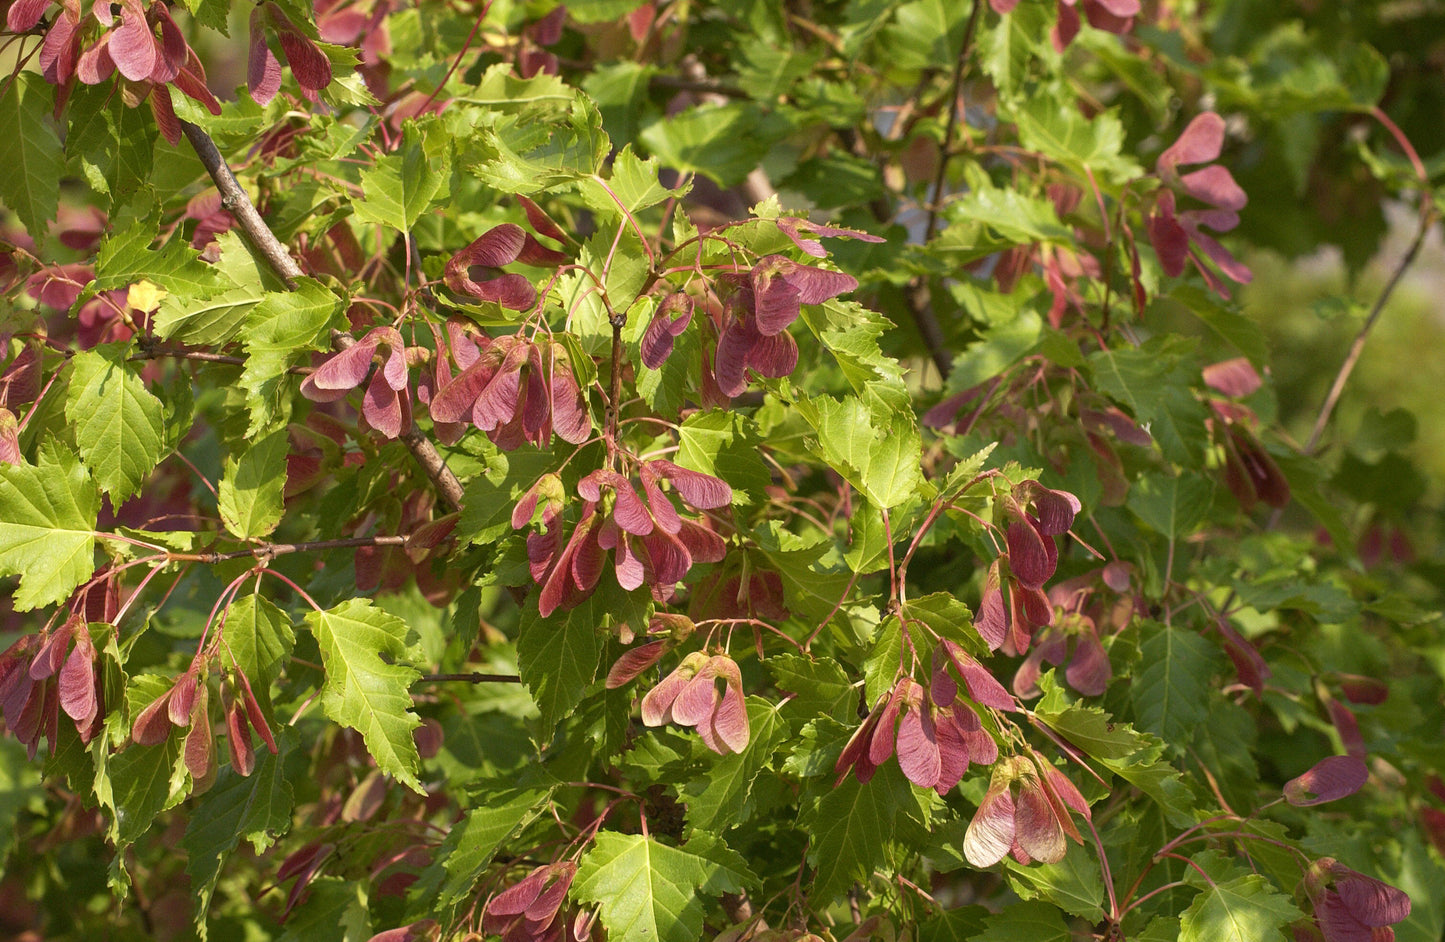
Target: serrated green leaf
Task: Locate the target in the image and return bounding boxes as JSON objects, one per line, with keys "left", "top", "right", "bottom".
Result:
{"left": 573, "top": 832, "right": 752, "bottom": 942}
{"left": 1014, "top": 95, "right": 1140, "bottom": 183}
{"left": 468, "top": 91, "right": 609, "bottom": 193}
{"left": 94, "top": 215, "right": 228, "bottom": 299}
{"left": 1178, "top": 873, "right": 1303, "bottom": 942}
{"left": 0, "top": 73, "right": 61, "bottom": 238}
{"left": 802, "top": 762, "right": 911, "bottom": 903}
{"left": 578, "top": 146, "right": 681, "bottom": 219}
{"left": 1127, "top": 473, "right": 1214, "bottom": 541}
{"left": 676, "top": 410, "right": 772, "bottom": 502}
{"left": 516, "top": 597, "right": 602, "bottom": 734}
{"left": 1004, "top": 849, "right": 1106, "bottom": 921}
{"left": 63, "top": 83, "right": 155, "bottom": 209}
{"left": 277, "top": 877, "right": 370, "bottom": 942}
{"left": 182, "top": 740, "right": 294, "bottom": 938}
{"left": 767, "top": 654, "right": 856, "bottom": 722}
{"left": 154, "top": 282, "right": 265, "bottom": 345}
{"left": 218, "top": 429, "right": 289, "bottom": 539}
{"left": 1132, "top": 622, "right": 1222, "bottom": 747}
{"left": 797, "top": 394, "right": 923, "bottom": 509}
{"left": 0, "top": 439, "right": 99, "bottom": 611}
{"left": 411, "top": 781, "right": 553, "bottom": 916}
{"left": 64, "top": 345, "right": 167, "bottom": 503}
{"left": 220, "top": 593, "right": 296, "bottom": 719}
{"left": 305, "top": 600, "right": 423, "bottom": 792}
{"left": 946, "top": 184, "right": 1072, "bottom": 245}
{"left": 979, "top": 0, "right": 1052, "bottom": 98}
{"left": 351, "top": 122, "right": 446, "bottom": 232}
{"left": 974, "top": 901, "right": 1071, "bottom": 942}
{"left": 240, "top": 279, "right": 345, "bottom": 434}
{"left": 1089, "top": 336, "right": 1209, "bottom": 466}
{"left": 107, "top": 734, "right": 186, "bottom": 847}
{"left": 639, "top": 102, "right": 789, "bottom": 187}
{"left": 681, "top": 699, "right": 786, "bottom": 834}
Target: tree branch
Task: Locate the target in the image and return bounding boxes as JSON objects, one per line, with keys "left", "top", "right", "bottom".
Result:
{"left": 181, "top": 121, "right": 303, "bottom": 289}
{"left": 182, "top": 120, "right": 466, "bottom": 513}
{"left": 418, "top": 672, "right": 523, "bottom": 684}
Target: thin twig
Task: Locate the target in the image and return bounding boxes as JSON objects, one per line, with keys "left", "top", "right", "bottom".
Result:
{"left": 419, "top": 672, "right": 523, "bottom": 684}
{"left": 1302, "top": 108, "right": 1437, "bottom": 456}
{"left": 904, "top": 0, "right": 984, "bottom": 381}
{"left": 171, "top": 534, "right": 409, "bottom": 564}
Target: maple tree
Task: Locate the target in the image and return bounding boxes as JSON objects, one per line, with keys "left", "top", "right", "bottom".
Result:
{"left": 1, "top": 1, "right": 1444, "bottom": 940}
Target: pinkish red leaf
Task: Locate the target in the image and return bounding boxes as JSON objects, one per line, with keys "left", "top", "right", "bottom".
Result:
{"left": 781, "top": 261, "right": 859, "bottom": 305}
{"left": 168, "top": 672, "right": 197, "bottom": 727}
{"left": 1159, "top": 112, "right": 1225, "bottom": 171}
{"left": 606, "top": 640, "right": 667, "bottom": 688}
{"left": 942, "top": 641, "right": 1016, "bottom": 712}
{"left": 868, "top": 684, "right": 904, "bottom": 767}
{"left": 549, "top": 360, "right": 591, "bottom": 444}
{"left": 1031, "top": 486, "right": 1081, "bottom": 535}
{"left": 713, "top": 316, "right": 756, "bottom": 398}
{"left": 227, "top": 700, "right": 256, "bottom": 775}
{"left": 639, "top": 465, "right": 681, "bottom": 535}
{"left": 1338, "top": 674, "right": 1388, "bottom": 705}
{"left": 708, "top": 657, "right": 749, "bottom": 753}
{"left": 964, "top": 769, "right": 1017, "bottom": 867}
{"left": 1203, "top": 357, "right": 1262, "bottom": 398}
{"left": 752, "top": 257, "right": 803, "bottom": 336}
{"left": 6, "top": 0, "right": 49, "bottom": 31}
{"left": 110, "top": 3, "right": 158, "bottom": 82}
{"left": 746, "top": 327, "right": 798, "bottom": 379}
{"left": 274, "top": 22, "right": 332, "bottom": 91}
{"left": 184, "top": 690, "right": 213, "bottom": 780}
{"left": 1334, "top": 869, "right": 1411, "bottom": 927}
{"left": 39, "top": 6, "right": 80, "bottom": 85}
{"left": 430, "top": 357, "right": 498, "bottom": 424}
{"left": 1179, "top": 165, "right": 1247, "bottom": 212}
{"left": 471, "top": 342, "right": 527, "bottom": 431}
{"left": 1147, "top": 194, "right": 1189, "bottom": 277}
{"left": 132, "top": 689, "right": 174, "bottom": 745}
{"left": 641, "top": 653, "right": 707, "bottom": 725}
{"left": 362, "top": 369, "right": 406, "bottom": 438}
{"left": 1015, "top": 776, "right": 1067, "bottom": 863}
{"left": 775, "top": 217, "right": 886, "bottom": 258}
{"left": 309, "top": 339, "right": 380, "bottom": 392}
{"left": 649, "top": 459, "right": 732, "bottom": 509}
{"left": 976, "top": 561, "right": 1010, "bottom": 650}
{"left": 1285, "top": 755, "right": 1369, "bottom": 806}
{"left": 77, "top": 34, "right": 116, "bottom": 85}
{"left": 1065, "top": 632, "right": 1111, "bottom": 696}
{"left": 58, "top": 636, "right": 96, "bottom": 725}
{"left": 1007, "top": 519, "right": 1055, "bottom": 589}
{"left": 640, "top": 293, "right": 693, "bottom": 369}
{"left": 896, "top": 697, "right": 941, "bottom": 788}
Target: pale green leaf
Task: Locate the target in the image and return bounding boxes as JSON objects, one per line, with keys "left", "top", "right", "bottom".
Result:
{"left": 218, "top": 429, "right": 289, "bottom": 539}
{"left": 305, "top": 600, "right": 423, "bottom": 792}
{"left": 65, "top": 345, "right": 167, "bottom": 503}
{"left": 94, "top": 213, "right": 228, "bottom": 299}
{"left": 0, "top": 73, "right": 61, "bottom": 237}
{"left": 1178, "top": 874, "right": 1303, "bottom": 942}
{"left": 676, "top": 410, "right": 772, "bottom": 503}
{"left": 0, "top": 439, "right": 98, "bottom": 611}
{"left": 1014, "top": 95, "right": 1141, "bottom": 183}
{"left": 63, "top": 84, "right": 154, "bottom": 208}
{"left": 154, "top": 282, "right": 266, "bottom": 346}
{"left": 573, "top": 833, "right": 752, "bottom": 942}
{"left": 578, "top": 146, "right": 682, "bottom": 219}
{"left": 797, "top": 394, "right": 923, "bottom": 509}
{"left": 1089, "top": 336, "right": 1209, "bottom": 466}
{"left": 351, "top": 122, "right": 447, "bottom": 232}
{"left": 638, "top": 102, "right": 789, "bottom": 187}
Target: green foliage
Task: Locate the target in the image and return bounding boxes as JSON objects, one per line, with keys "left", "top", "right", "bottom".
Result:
{"left": 2, "top": 1, "right": 1444, "bottom": 941}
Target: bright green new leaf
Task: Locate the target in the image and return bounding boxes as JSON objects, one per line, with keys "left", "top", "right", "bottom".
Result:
{"left": 1089, "top": 336, "right": 1209, "bottom": 466}
{"left": 220, "top": 592, "right": 296, "bottom": 718}
{"left": 798, "top": 394, "right": 924, "bottom": 509}
{"left": 65, "top": 345, "right": 168, "bottom": 503}
{"left": 0, "top": 439, "right": 99, "bottom": 611}
{"left": 1014, "top": 95, "right": 1141, "bottom": 183}
{"left": 1178, "top": 873, "right": 1304, "bottom": 942}
{"left": 351, "top": 122, "right": 447, "bottom": 232}
{"left": 0, "top": 73, "right": 61, "bottom": 239}
{"left": 154, "top": 282, "right": 266, "bottom": 346}
{"left": 218, "top": 429, "right": 289, "bottom": 540}
{"left": 305, "top": 600, "right": 424, "bottom": 792}
{"left": 639, "top": 102, "right": 789, "bottom": 187}
{"left": 573, "top": 832, "right": 752, "bottom": 942}
{"left": 578, "top": 146, "right": 681, "bottom": 219}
